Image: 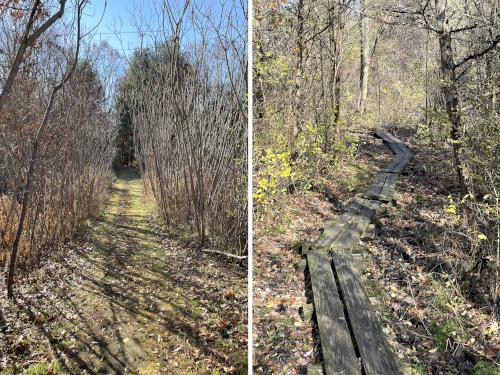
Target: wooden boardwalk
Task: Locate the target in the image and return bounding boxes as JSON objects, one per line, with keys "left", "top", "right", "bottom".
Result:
{"left": 299, "top": 131, "right": 412, "bottom": 375}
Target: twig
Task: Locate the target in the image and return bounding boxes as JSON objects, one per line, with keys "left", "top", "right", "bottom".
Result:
{"left": 201, "top": 249, "right": 247, "bottom": 260}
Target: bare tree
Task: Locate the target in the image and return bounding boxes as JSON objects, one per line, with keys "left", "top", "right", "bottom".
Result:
{"left": 119, "top": 0, "right": 247, "bottom": 255}
{"left": 292, "top": 0, "right": 304, "bottom": 155}
{"left": 0, "top": 0, "right": 67, "bottom": 112}
{"left": 358, "top": 0, "right": 369, "bottom": 114}
{"left": 1, "top": 1, "right": 117, "bottom": 297}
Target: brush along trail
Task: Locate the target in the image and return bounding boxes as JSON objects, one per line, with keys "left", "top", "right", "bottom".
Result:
{"left": 0, "top": 168, "right": 247, "bottom": 375}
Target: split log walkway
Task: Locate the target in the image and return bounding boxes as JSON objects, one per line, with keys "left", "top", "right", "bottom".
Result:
{"left": 300, "top": 131, "right": 412, "bottom": 375}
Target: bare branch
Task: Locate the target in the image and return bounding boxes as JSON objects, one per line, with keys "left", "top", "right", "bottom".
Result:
{"left": 455, "top": 34, "right": 499, "bottom": 69}
{"left": 0, "top": 0, "right": 67, "bottom": 111}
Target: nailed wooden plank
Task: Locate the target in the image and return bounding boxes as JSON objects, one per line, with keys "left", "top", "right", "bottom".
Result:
{"left": 333, "top": 200, "right": 380, "bottom": 248}
{"left": 381, "top": 132, "right": 406, "bottom": 147}
{"left": 375, "top": 131, "right": 411, "bottom": 157}
{"left": 374, "top": 130, "right": 394, "bottom": 143}
{"left": 382, "top": 157, "right": 405, "bottom": 173}
{"left": 330, "top": 217, "right": 371, "bottom": 252}
{"left": 312, "top": 220, "right": 347, "bottom": 252}
{"left": 307, "top": 253, "right": 362, "bottom": 375}
{"left": 397, "top": 143, "right": 410, "bottom": 156}
{"left": 382, "top": 156, "right": 411, "bottom": 174}
{"left": 346, "top": 197, "right": 381, "bottom": 218}
{"left": 359, "top": 199, "right": 383, "bottom": 220}
{"left": 345, "top": 197, "right": 367, "bottom": 215}
{"left": 389, "top": 143, "right": 407, "bottom": 156}
{"left": 332, "top": 253, "right": 401, "bottom": 375}
{"left": 381, "top": 157, "right": 402, "bottom": 173}
{"left": 384, "top": 132, "right": 403, "bottom": 144}
{"left": 364, "top": 172, "right": 388, "bottom": 199}
{"left": 346, "top": 199, "right": 368, "bottom": 218}
{"left": 378, "top": 173, "right": 398, "bottom": 202}
{"left": 394, "top": 144, "right": 410, "bottom": 157}
{"left": 312, "top": 213, "right": 360, "bottom": 252}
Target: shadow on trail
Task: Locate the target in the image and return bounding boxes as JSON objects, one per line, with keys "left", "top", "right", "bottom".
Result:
{"left": 13, "top": 167, "right": 247, "bottom": 374}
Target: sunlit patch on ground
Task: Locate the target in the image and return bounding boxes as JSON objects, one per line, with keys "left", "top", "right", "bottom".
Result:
{"left": 1, "top": 167, "right": 247, "bottom": 375}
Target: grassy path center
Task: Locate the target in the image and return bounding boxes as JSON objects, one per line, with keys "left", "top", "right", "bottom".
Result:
{"left": 20, "top": 168, "right": 248, "bottom": 374}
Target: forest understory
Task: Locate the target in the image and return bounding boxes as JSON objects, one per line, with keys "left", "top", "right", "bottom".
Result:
{"left": 0, "top": 168, "right": 247, "bottom": 375}
{"left": 253, "top": 129, "right": 499, "bottom": 375}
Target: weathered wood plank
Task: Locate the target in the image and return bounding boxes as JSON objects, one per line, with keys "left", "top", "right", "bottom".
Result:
{"left": 382, "top": 156, "right": 409, "bottom": 174}
{"left": 360, "top": 199, "right": 383, "bottom": 219}
{"left": 312, "top": 213, "right": 363, "bottom": 252}
{"left": 397, "top": 143, "right": 410, "bottom": 156}
{"left": 384, "top": 156, "right": 411, "bottom": 173}
{"left": 331, "top": 199, "right": 382, "bottom": 252}
{"left": 374, "top": 130, "right": 411, "bottom": 158}
{"left": 394, "top": 144, "right": 410, "bottom": 157}
{"left": 384, "top": 132, "right": 403, "bottom": 144}
{"left": 378, "top": 173, "right": 398, "bottom": 201}
{"left": 332, "top": 253, "right": 401, "bottom": 375}
{"left": 374, "top": 130, "right": 394, "bottom": 143}
{"left": 381, "top": 157, "right": 402, "bottom": 173}
{"left": 346, "top": 198, "right": 380, "bottom": 220}
{"left": 364, "top": 172, "right": 388, "bottom": 199}
{"left": 330, "top": 217, "right": 371, "bottom": 252}
{"left": 389, "top": 143, "right": 407, "bottom": 156}
{"left": 307, "top": 253, "right": 362, "bottom": 375}
{"left": 345, "top": 197, "right": 367, "bottom": 215}
{"left": 312, "top": 220, "right": 347, "bottom": 252}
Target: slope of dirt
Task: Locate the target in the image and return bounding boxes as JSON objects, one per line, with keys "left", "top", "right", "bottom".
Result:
{"left": 1, "top": 168, "right": 247, "bottom": 375}
{"left": 361, "top": 129, "right": 499, "bottom": 374}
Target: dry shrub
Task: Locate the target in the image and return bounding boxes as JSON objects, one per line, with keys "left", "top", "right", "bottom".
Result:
{"left": 0, "top": 60, "right": 116, "bottom": 278}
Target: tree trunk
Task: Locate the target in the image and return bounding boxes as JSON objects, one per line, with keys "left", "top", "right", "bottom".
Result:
{"left": 0, "top": 0, "right": 66, "bottom": 113}
{"left": 358, "top": 0, "right": 369, "bottom": 114}
{"left": 326, "top": 2, "right": 343, "bottom": 139}
{"left": 292, "top": 0, "right": 305, "bottom": 155}
{"left": 334, "top": 67, "right": 341, "bottom": 128}
{"left": 5, "top": 2, "right": 83, "bottom": 297}
{"left": 254, "top": 44, "right": 267, "bottom": 120}
{"left": 331, "top": 4, "right": 343, "bottom": 135}
{"left": 5, "top": 89, "right": 56, "bottom": 298}
{"left": 434, "top": 0, "right": 467, "bottom": 196}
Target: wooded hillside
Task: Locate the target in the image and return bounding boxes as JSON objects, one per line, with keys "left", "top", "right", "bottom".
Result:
{"left": 253, "top": 0, "right": 498, "bottom": 373}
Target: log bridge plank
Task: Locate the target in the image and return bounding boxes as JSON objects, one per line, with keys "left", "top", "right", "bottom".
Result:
{"left": 302, "top": 130, "right": 411, "bottom": 375}
{"left": 307, "top": 253, "right": 362, "bottom": 375}
{"left": 332, "top": 253, "right": 401, "bottom": 374}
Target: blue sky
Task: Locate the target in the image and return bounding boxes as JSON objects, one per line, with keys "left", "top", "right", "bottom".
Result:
{"left": 82, "top": 0, "right": 150, "bottom": 56}
{"left": 82, "top": 0, "right": 247, "bottom": 57}
{"left": 79, "top": 0, "right": 247, "bottom": 102}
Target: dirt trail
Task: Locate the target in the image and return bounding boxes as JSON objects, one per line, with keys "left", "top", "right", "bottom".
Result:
{"left": 1, "top": 168, "right": 247, "bottom": 375}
